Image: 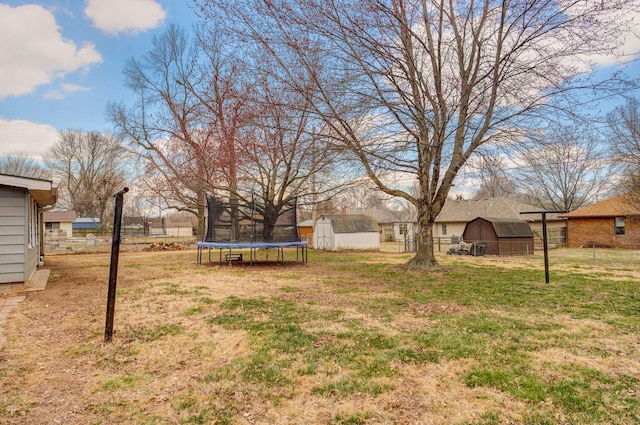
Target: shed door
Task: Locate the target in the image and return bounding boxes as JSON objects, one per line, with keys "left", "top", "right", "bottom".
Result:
{"left": 315, "top": 220, "right": 332, "bottom": 251}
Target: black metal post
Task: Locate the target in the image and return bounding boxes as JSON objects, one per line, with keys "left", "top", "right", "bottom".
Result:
{"left": 520, "top": 210, "right": 567, "bottom": 285}
{"left": 541, "top": 212, "right": 549, "bottom": 284}
{"left": 104, "top": 187, "right": 129, "bottom": 343}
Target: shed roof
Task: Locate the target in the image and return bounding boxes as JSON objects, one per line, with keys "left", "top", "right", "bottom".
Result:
{"left": 322, "top": 214, "right": 379, "bottom": 233}
{"left": 560, "top": 192, "right": 640, "bottom": 218}
{"left": 438, "top": 197, "right": 563, "bottom": 222}
{"left": 43, "top": 210, "right": 77, "bottom": 222}
{"left": 468, "top": 217, "right": 534, "bottom": 238}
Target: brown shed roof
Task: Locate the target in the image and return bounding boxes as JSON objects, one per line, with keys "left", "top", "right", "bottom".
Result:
{"left": 466, "top": 217, "right": 534, "bottom": 238}
{"left": 560, "top": 193, "right": 640, "bottom": 218}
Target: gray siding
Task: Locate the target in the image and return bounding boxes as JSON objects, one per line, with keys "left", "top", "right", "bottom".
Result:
{"left": 0, "top": 187, "right": 26, "bottom": 283}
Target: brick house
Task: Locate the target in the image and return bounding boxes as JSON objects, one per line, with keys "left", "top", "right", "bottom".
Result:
{"left": 560, "top": 193, "right": 640, "bottom": 248}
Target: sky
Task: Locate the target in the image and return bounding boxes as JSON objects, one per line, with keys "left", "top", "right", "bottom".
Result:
{"left": 0, "top": 1, "right": 639, "bottom": 165}
{"left": 0, "top": 0, "right": 198, "bottom": 159}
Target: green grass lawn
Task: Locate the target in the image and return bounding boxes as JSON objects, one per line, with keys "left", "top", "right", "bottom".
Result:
{"left": 1, "top": 248, "right": 639, "bottom": 424}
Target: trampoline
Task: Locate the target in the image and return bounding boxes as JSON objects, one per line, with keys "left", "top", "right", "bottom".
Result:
{"left": 196, "top": 195, "right": 308, "bottom": 266}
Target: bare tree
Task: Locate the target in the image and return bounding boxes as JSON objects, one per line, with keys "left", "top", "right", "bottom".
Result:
{"left": 108, "top": 25, "right": 254, "bottom": 236}
{"left": 471, "top": 153, "right": 516, "bottom": 199}
{"left": 0, "top": 150, "right": 51, "bottom": 180}
{"left": 607, "top": 97, "right": 640, "bottom": 196}
{"left": 197, "top": 0, "right": 635, "bottom": 269}
{"left": 44, "top": 130, "right": 127, "bottom": 234}
{"left": 513, "top": 126, "right": 617, "bottom": 211}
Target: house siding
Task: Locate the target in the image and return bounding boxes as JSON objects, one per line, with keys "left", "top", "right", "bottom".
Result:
{"left": 0, "top": 186, "right": 27, "bottom": 283}
{"left": 567, "top": 216, "right": 640, "bottom": 248}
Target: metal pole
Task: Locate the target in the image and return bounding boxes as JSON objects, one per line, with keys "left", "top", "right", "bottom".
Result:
{"left": 104, "top": 187, "right": 129, "bottom": 343}
{"left": 541, "top": 212, "right": 549, "bottom": 284}
{"left": 520, "top": 210, "right": 567, "bottom": 285}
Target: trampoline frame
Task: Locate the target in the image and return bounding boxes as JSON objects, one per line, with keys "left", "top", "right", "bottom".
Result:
{"left": 196, "top": 241, "right": 308, "bottom": 266}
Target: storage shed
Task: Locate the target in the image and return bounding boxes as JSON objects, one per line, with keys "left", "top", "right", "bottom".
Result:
{"left": 1, "top": 173, "right": 57, "bottom": 284}
{"left": 314, "top": 215, "right": 380, "bottom": 251}
{"left": 462, "top": 217, "right": 534, "bottom": 256}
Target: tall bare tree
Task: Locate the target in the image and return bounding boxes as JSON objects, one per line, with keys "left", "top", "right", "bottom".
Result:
{"left": 607, "top": 97, "right": 640, "bottom": 196}
{"left": 471, "top": 153, "right": 516, "bottom": 199}
{"left": 0, "top": 150, "right": 51, "bottom": 180}
{"left": 197, "top": 0, "right": 635, "bottom": 269}
{"left": 513, "top": 126, "right": 617, "bottom": 211}
{"left": 108, "top": 25, "right": 254, "bottom": 236}
{"left": 44, "top": 130, "right": 127, "bottom": 234}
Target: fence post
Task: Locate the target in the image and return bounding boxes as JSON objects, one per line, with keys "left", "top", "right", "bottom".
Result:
{"left": 104, "top": 187, "right": 129, "bottom": 343}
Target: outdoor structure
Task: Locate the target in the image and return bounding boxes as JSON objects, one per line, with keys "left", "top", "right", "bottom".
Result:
{"left": 43, "top": 210, "right": 76, "bottom": 235}
{"left": 560, "top": 192, "right": 640, "bottom": 248}
{"left": 314, "top": 214, "right": 380, "bottom": 251}
{"left": 297, "top": 219, "right": 314, "bottom": 245}
{"left": 352, "top": 207, "right": 417, "bottom": 243}
{"left": 72, "top": 217, "right": 101, "bottom": 236}
{"left": 0, "top": 173, "right": 57, "bottom": 284}
{"left": 462, "top": 216, "right": 535, "bottom": 256}
{"left": 197, "top": 195, "right": 307, "bottom": 265}
{"left": 149, "top": 217, "right": 194, "bottom": 237}
{"left": 435, "top": 197, "right": 565, "bottom": 247}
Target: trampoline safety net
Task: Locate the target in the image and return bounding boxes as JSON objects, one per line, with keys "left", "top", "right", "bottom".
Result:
{"left": 204, "top": 195, "right": 300, "bottom": 243}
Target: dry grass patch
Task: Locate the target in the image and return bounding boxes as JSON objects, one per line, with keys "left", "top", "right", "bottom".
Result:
{"left": 0, "top": 248, "right": 639, "bottom": 424}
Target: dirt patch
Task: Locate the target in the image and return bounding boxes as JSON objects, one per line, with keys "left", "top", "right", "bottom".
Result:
{"left": 1, "top": 249, "right": 639, "bottom": 424}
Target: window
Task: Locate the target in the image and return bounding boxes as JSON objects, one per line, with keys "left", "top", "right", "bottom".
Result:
{"left": 615, "top": 217, "right": 625, "bottom": 235}
{"left": 46, "top": 222, "right": 60, "bottom": 230}
{"left": 441, "top": 224, "right": 447, "bottom": 235}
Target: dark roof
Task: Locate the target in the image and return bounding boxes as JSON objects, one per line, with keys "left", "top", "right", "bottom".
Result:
{"left": 323, "top": 214, "right": 379, "bottom": 233}
{"left": 350, "top": 207, "right": 416, "bottom": 224}
{"left": 560, "top": 192, "right": 640, "bottom": 218}
{"left": 437, "top": 197, "right": 564, "bottom": 222}
{"left": 469, "top": 217, "right": 534, "bottom": 238}
{"left": 43, "top": 210, "right": 76, "bottom": 222}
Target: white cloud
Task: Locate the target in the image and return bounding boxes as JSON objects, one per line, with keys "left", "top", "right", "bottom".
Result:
{"left": 43, "top": 83, "right": 92, "bottom": 100}
{"left": 0, "top": 118, "right": 58, "bottom": 159}
{"left": 84, "top": 0, "right": 166, "bottom": 35}
{"left": 0, "top": 4, "right": 102, "bottom": 99}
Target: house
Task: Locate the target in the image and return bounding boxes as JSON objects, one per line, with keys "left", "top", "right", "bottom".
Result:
{"left": 314, "top": 214, "right": 380, "bottom": 251}
{"left": 462, "top": 216, "right": 535, "bottom": 256}
{"left": 297, "top": 219, "right": 314, "bottom": 244}
{"left": 43, "top": 210, "right": 76, "bottom": 236}
{"left": 435, "top": 197, "right": 565, "bottom": 246}
{"left": 351, "top": 207, "right": 417, "bottom": 242}
{"left": 123, "top": 216, "right": 150, "bottom": 236}
{"left": 560, "top": 193, "right": 640, "bottom": 248}
{"left": 0, "top": 173, "right": 57, "bottom": 284}
{"left": 149, "top": 217, "right": 194, "bottom": 237}
{"left": 72, "top": 217, "right": 101, "bottom": 236}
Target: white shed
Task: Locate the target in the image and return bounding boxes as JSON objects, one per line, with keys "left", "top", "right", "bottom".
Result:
{"left": 314, "top": 214, "right": 380, "bottom": 251}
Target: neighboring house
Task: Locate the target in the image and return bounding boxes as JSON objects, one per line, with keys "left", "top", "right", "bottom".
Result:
{"left": 73, "top": 217, "right": 101, "bottom": 236}
{"left": 462, "top": 217, "right": 535, "bottom": 256}
{"left": 123, "top": 216, "right": 150, "bottom": 236}
{"left": 43, "top": 210, "right": 76, "bottom": 236}
{"left": 0, "top": 173, "right": 57, "bottom": 284}
{"left": 297, "top": 219, "right": 314, "bottom": 244}
{"left": 435, "top": 197, "right": 566, "bottom": 246}
{"left": 560, "top": 192, "right": 640, "bottom": 248}
{"left": 351, "top": 207, "right": 417, "bottom": 242}
{"left": 314, "top": 214, "right": 380, "bottom": 251}
{"left": 149, "top": 218, "right": 194, "bottom": 237}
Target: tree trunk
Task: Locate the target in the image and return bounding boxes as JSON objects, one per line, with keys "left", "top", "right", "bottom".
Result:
{"left": 405, "top": 211, "right": 440, "bottom": 270}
